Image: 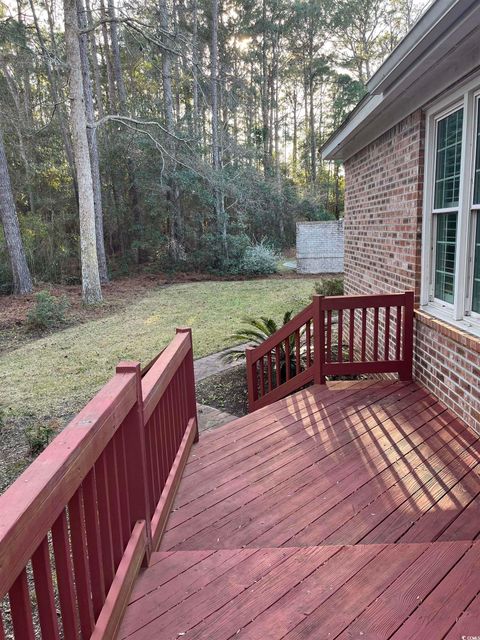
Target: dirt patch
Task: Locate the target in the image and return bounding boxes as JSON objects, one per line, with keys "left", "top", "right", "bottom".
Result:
{"left": 196, "top": 365, "right": 248, "bottom": 417}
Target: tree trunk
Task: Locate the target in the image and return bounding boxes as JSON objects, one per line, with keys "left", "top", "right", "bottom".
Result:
{"left": 211, "top": 0, "right": 227, "bottom": 254}
{"left": 2, "top": 64, "right": 36, "bottom": 218}
{"left": 0, "top": 124, "right": 33, "bottom": 294}
{"left": 64, "top": 0, "right": 102, "bottom": 304}
{"left": 78, "top": 0, "right": 109, "bottom": 283}
{"left": 159, "top": 0, "right": 182, "bottom": 257}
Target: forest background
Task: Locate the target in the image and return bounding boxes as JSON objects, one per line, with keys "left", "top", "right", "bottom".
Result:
{"left": 0, "top": 0, "right": 429, "bottom": 301}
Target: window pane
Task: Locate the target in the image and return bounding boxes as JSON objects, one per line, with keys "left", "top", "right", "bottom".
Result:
{"left": 434, "top": 213, "right": 457, "bottom": 303}
{"left": 434, "top": 109, "right": 463, "bottom": 209}
{"left": 474, "top": 99, "right": 480, "bottom": 205}
{"left": 472, "top": 214, "right": 480, "bottom": 312}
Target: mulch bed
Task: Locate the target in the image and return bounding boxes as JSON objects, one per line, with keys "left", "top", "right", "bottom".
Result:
{"left": 196, "top": 364, "right": 248, "bottom": 417}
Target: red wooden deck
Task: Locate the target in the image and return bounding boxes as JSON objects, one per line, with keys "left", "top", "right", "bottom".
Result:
{"left": 119, "top": 379, "right": 480, "bottom": 639}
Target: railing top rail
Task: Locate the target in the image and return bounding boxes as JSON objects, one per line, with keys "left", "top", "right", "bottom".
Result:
{"left": 248, "top": 302, "right": 314, "bottom": 362}
{"left": 319, "top": 292, "right": 412, "bottom": 311}
{"left": 0, "top": 370, "right": 137, "bottom": 598}
{"left": 142, "top": 330, "right": 191, "bottom": 422}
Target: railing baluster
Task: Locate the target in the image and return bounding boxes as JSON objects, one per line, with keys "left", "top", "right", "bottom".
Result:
{"left": 259, "top": 356, "right": 265, "bottom": 397}
{"left": 384, "top": 306, "right": 391, "bottom": 361}
{"left": 373, "top": 307, "right": 379, "bottom": 361}
{"left": 361, "top": 308, "right": 367, "bottom": 361}
{"left": 275, "top": 345, "right": 281, "bottom": 387}
{"left": 9, "top": 568, "right": 35, "bottom": 640}
{"left": 32, "top": 537, "right": 61, "bottom": 639}
{"left": 327, "top": 310, "right": 332, "bottom": 362}
{"left": 349, "top": 308, "right": 355, "bottom": 362}
{"left": 337, "top": 309, "right": 343, "bottom": 363}
{"left": 295, "top": 329, "right": 301, "bottom": 374}
{"left": 151, "top": 408, "right": 163, "bottom": 503}
{"left": 104, "top": 440, "right": 123, "bottom": 568}
{"left": 267, "top": 352, "right": 273, "bottom": 393}
{"left": 69, "top": 489, "right": 95, "bottom": 638}
{"left": 82, "top": 469, "right": 106, "bottom": 619}
{"left": 306, "top": 320, "right": 311, "bottom": 367}
{"left": 115, "top": 431, "right": 132, "bottom": 548}
{"left": 245, "top": 347, "right": 257, "bottom": 412}
{"left": 143, "top": 421, "right": 155, "bottom": 516}
{"left": 396, "top": 305, "right": 402, "bottom": 360}
{"left": 400, "top": 291, "right": 414, "bottom": 380}
{"left": 285, "top": 338, "right": 291, "bottom": 381}
{"left": 94, "top": 453, "right": 115, "bottom": 591}
{"left": 52, "top": 511, "right": 79, "bottom": 639}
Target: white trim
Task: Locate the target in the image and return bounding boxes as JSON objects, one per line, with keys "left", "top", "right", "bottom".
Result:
{"left": 321, "top": 94, "right": 383, "bottom": 159}
{"left": 420, "top": 303, "right": 480, "bottom": 339}
{"left": 421, "top": 76, "right": 480, "bottom": 335}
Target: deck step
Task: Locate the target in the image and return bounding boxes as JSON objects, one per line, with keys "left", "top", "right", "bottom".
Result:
{"left": 119, "top": 540, "right": 480, "bottom": 639}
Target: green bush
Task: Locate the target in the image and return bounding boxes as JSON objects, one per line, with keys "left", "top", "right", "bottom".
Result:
{"left": 26, "top": 291, "right": 69, "bottom": 331}
{"left": 314, "top": 277, "right": 344, "bottom": 297}
{"left": 25, "top": 423, "right": 57, "bottom": 456}
{"left": 240, "top": 240, "right": 278, "bottom": 276}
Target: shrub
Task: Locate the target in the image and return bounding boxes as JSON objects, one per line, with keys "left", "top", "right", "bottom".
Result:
{"left": 26, "top": 290, "right": 69, "bottom": 331}
{"left": 25, "top": 422, "right": 57, "bottom": 456}
{"left": 240, "top": 240, "right": 278, "bottom": 276}
{"left": 314, "top": 277, "right": 344, "bottom": 297}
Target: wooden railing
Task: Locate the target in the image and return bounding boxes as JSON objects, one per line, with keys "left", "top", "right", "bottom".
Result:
{"left": 246, "top": 292, "right": 414, "bottom": 412}
{"left": 0, "top": 328, "right": 197, "bottom": 640}
{"left": 246, "top": 302, "right": 316, "bottom": 412}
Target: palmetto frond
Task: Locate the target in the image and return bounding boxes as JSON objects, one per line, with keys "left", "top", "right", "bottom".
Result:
{"left": 220, "top": 312, "right": 294, "bottom": 363}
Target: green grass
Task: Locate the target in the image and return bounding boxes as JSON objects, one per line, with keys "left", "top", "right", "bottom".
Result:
{"left": 0, "top": 279, "right": 314, "bottom": 422}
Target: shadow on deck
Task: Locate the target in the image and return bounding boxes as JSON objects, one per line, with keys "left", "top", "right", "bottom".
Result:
{"left": 119, "top": 380, "right": 480, "bottom": 639}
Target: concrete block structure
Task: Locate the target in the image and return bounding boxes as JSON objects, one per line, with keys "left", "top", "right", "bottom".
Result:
{"left": 296, "top": 220, "right": 344, "bottom": 274}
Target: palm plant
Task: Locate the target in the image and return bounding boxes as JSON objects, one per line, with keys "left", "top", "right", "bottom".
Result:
{"left": 222, "top": 312, "right": 300, "bottom": 383}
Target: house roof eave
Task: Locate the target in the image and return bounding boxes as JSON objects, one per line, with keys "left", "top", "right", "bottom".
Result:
{"left": 322, "top": 0, "right": 480, "bottom": 161}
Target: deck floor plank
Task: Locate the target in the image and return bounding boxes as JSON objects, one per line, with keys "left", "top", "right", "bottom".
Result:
{"left": 119, "top": 380, "right": 480, "bottom": 640}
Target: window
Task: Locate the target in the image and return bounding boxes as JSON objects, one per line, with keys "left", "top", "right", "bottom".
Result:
{"left": 422, "top": 80, "right": 480, "bottom": 335}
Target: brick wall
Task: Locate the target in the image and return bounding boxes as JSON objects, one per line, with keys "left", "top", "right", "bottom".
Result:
{"left": 344, "top": 110, "right": 424, "bottom": 296}
{"left": 343, "top": 108, "right": 480, "bottom": 433}
{"left": 296, "top": 220, "right": 344, "bottom": 274}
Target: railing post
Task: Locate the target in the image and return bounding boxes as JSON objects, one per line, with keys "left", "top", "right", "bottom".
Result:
{"left": 176, "top": 328, "right": 199, "bottom": 442}
{"left": 245, "top": 347, "right": 258, "bottom": 412}
{"left": 399, "top": 290, "right": 414, "bottom": 381}
{"left": 115, "top": 361, "right": 152, "bottom": 564}
{"left": 313, "top": 295, "right": 326, "bottom": 384}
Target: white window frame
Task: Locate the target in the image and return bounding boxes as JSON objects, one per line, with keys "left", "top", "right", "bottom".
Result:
{"left": 421, "top": 76, "right": 480, "bottom": 338}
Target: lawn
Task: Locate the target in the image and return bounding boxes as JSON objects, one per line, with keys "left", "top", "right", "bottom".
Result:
{"left": 0, "top": 277, "right": 314, "bottom": 425}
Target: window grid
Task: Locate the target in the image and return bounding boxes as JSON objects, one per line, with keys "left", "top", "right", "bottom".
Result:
{"left": 434, "top": 109, "right": 463, "bottom": 210}
{"left": 434, "top": 213, "right": 457, "bottom": 304}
